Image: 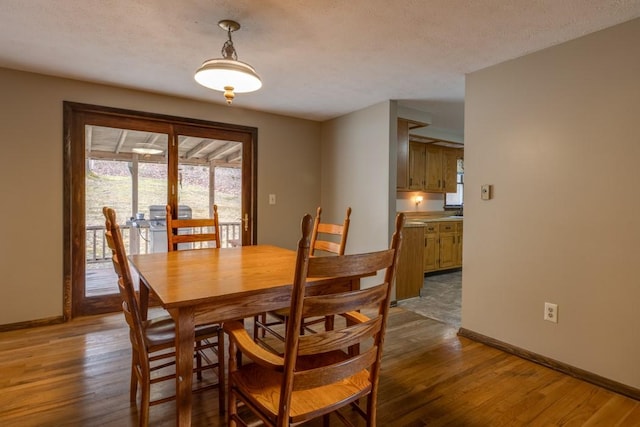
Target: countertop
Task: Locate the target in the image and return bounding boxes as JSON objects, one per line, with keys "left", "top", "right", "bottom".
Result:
{"left": 404, "top": 215, "right": 463, "bottom": 227}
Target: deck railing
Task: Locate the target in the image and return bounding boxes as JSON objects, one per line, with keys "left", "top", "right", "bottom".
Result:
{"left": 86, "top": 222, "right": 242, "bottom": 263}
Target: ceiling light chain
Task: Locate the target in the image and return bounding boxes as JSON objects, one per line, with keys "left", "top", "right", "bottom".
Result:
{"left": 194, "top": 19, "right": 262, "bottom": 105}
{"left": 221, "top": 26, "right": 238, "bottom": 61}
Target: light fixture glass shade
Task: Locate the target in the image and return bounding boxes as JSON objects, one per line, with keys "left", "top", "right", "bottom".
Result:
{"left": 132, "top": 147, "right": 163, "bottom": 155}
{"left": 194, "top": 58, "right": 262, "bottom": 93}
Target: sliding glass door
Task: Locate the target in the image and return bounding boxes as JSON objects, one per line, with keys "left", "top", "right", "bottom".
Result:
{"left": 64, "top": 103, "right": 257, "bottom": 317}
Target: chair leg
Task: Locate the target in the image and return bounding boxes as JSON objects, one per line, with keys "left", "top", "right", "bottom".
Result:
{"left": 228, "top": 389, "right": 237, "bottom": 427}
{"left": 130, "top": 352, "right": 138, "bottom": 403}
{"left": 366, "top": 394, "right": 376, "bottom": 427}
{"left": 253, "top": 313, "right": 268, "bottom": 339}
{"left": 196, "top": 339, "right": 203, "bottom": 380}
{"left": 218, "top": 329, "right": 226, "bottom": 414}
{"left": 139, "top": 378, "right": 150, "bottom": 427}
{"left": 323, "top": 413, "right": 331, "bottom": 427}
{"left": 227, "top": 339, "right": 238, "bottom": 427}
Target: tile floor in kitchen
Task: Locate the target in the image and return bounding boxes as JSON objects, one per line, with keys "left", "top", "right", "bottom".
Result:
{"left": 397, "top": 269, "right": 462, "bottom": 328}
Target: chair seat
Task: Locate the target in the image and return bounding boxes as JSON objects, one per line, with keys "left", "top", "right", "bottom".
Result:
{"left": 232, "top": 350, "right": 371, "bottom": 423}
{"left": 143, "top": 315, "right": 221, "bottom": 349}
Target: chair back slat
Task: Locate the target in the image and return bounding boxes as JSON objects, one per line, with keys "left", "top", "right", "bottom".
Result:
{"left": 301, "top": 285, "right": 388, "bottom": 319}
{"left": 310, "top": 206, "right": 351, "bottom": 256}
{"left": 166, "top": 204, "right": 221, "bottom": 251}
{"left": 292, "top": 346, "right": 378, "bottom": 391}
{"left": 307, "top": 249, "right": 395, "bottom": 280}
{"left": 311, "top": 240, "right": 341, "bottom": 254}
{"left": 297, "top": 317, "right": 382, "bottom": 356}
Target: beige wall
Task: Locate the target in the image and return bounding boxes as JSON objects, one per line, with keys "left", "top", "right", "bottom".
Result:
{"left": 320, "top": 101, "right": 393, "bottom": 288}
{"left": 0, "top": 68, "right": 321, "bottom": 325}
{"left": 463, "top": 18, "right": 640, "bottom": 388}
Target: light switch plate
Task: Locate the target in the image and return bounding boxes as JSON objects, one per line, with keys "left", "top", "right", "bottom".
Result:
{"left": 481, "top": 184, "right": 491, "bottom": 200}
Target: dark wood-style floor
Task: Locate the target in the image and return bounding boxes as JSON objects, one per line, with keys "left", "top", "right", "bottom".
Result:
{"left": 1, "top": 308, "right": 638, "bottom": 426}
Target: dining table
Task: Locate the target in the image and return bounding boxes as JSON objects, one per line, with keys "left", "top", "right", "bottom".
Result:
{"left": 128, "top": 244, "right": 362, "bottom": 426}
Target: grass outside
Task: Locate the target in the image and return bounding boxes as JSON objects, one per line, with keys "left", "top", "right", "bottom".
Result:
{"left": 86, "top": 164, "right": 241, "bottom": 226}
{"left": 85, "top": 161, "right": 241, "bottom": 261}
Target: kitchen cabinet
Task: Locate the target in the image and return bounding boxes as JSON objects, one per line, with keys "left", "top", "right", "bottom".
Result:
{"left": 407, "top": 143, "right": 462, "bottom": 193}
{"left": 396, "top": 118, "right": 428, "bottom": 190}
{"left": 397, "top": 118, "right": 410, "bottom": 189}
{"left": 395, "top": 226, "right": 425, "bottom": 300}
{"left": 455, "top": 222, "right": 463, "bottom": 266}
{"left": 396, "top": 219, "right": 463, "bottom": 301}
{"left": 443, "top": 148, "right": 459, "bottom": 193}
{"left": 425, "top": 145, "right": 443, "bottom": 191}
{"left": 438, "top": 222, "right": 458, "bottom": 269}
{"left": 423, "top": 223, "right": 438, "bottom": 272}
{"left": 408, "top": 141, "right": 426, "bottom": 190}
{"left": 424, "top": 220, "right": 463, "bottom": 273}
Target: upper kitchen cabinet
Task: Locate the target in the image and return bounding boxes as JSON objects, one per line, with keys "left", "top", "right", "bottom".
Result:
{"left": 425, "top": 145, "right": 444, "bottom": 192}
{"left": 404, "top": 135, "right": 463, "bottom": 193}
{"left": 397, "top": 118, "right": 428, "bottom": 190}
{"left": 408, "top": 141, "right": 426, "bottom": 190}
{"left": 442, "top": 147, "right": 460, "bottom": 193}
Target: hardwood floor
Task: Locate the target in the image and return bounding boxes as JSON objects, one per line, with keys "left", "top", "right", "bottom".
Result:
{"left": 1, "top": 308, "right": 638, "bottom": 426}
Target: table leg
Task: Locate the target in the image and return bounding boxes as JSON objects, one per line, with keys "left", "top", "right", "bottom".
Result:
{"left": 139, "top": 278, "right": 149, "bottom": 321}
{"left": 174, "top": 306, "right": 195, "bottom": 427}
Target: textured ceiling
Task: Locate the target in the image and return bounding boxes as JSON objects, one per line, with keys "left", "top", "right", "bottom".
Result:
{"left": 1, "top": 1, "right": 639, "bottom": 131}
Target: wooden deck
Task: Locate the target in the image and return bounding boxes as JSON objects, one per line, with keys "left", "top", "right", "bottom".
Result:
{"left": 86, "top": 264, "right": 120, "bottom": 297}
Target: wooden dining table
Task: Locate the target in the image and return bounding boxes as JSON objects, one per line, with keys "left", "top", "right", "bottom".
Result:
{"left": 128, "top": 244, "right": 361, "bottom": 426}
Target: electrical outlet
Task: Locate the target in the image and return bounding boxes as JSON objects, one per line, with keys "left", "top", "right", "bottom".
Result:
{"left": 544, "top": 302, "right": 558, "bottom": 323}
{"left": 268, "top": 194, "right": 276, "bottom": 205}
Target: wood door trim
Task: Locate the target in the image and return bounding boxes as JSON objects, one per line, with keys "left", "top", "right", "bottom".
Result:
{"left": 63, "top": 101, "right": 258, "bottom": 319}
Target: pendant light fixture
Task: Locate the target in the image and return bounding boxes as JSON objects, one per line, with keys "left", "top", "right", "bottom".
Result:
{"left": 194, "top": 19, "right": 262, "bottom": 105}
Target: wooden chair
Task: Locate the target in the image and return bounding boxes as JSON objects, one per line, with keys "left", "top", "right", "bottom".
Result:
{"left": 253, "top": 207, "right": 352, "bottom": 348}
{"left": 226, "top": 212, "right": 404, "bottom": 426}
{"left": 103, "top": 207, "right": 225, "bottom": 426}
{"left": 166, "top": 204, "right": 221, "bottom": 251}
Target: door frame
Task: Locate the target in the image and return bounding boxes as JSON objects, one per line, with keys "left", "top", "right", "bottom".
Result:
{"left": 63, "top": 102, "right": 258, "bottom": 319}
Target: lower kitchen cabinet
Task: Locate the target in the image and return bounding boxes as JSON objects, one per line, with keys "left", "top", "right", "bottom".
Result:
{"left": 395, "top": 220, "right": 463, "bottom": 301}
{"left": 395, "top": 226, "right": 425, "bottom": 300}
{"left": 455, "top": 222, "right": 463, "bottom": 266}
{"left": 423, "top": 223, "right": 438, "bottom": 272}
{"left": 424, "top": 220, "right": 463, "bottom": 273}
{"left": 438, "top": 222, "right": 457, "bottom": 269}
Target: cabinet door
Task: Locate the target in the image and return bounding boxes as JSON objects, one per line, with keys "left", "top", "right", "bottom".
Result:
{"left": 424, "top": 223, "right": 438, "bottom": 272}
{"left": 443, "top": 148, "right": 458, "bottom": 193}
{"left": 395, "top": 227, "right": 425, "bottom": 300}
{"left": 425, "top": 146, "right": 443, "bottom": 192}
{"left": 397, "top": 119, "right": 410, "bottom": 189}
{"left": 455, "top": 222, "right": 463, "bottom": 267}
{"left": 438, "top": 222, "right": 457, "bottom": 268}
{"left": 408, "top": 142, "right": 425, "bottom": 190}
